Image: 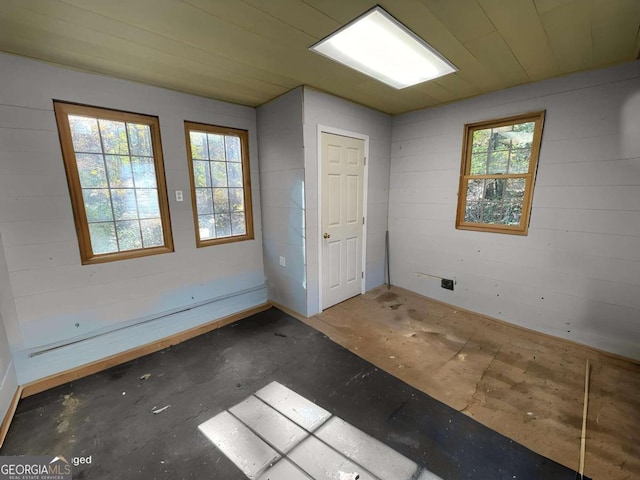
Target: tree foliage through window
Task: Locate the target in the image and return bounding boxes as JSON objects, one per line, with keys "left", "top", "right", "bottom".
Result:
{"left": 54, "top": 102, "right": 173, "bottom": 264}
{"left": 185, "top": 122, "right": 254, "bottom": 247}
{"left": 456, "top": 111, "right": 545, "bottom": 235}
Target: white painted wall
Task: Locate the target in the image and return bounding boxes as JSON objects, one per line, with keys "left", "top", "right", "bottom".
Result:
{"left": 0, "top": 233, "right": 18, "bottom": 425}
{"left": 257, "top": 88, "right": 307, "bottom": 315}
{"left": 257, "top": 87, "right": 391, "bottom": 317}
{"left": 0, "top": 53, "right": 266, "bottom": 383}
{"left": 390, "top": 61, "right": 640, "bottom": 359}
{"left": 303, "top": 88, "right": 392, "bottom": 315}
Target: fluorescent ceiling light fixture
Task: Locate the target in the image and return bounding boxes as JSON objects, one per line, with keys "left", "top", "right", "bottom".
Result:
{"left": 310, "top": 6, "right": 457, "bottom": 89}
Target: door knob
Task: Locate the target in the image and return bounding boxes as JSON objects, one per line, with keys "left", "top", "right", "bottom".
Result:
{"left": 323, "top": 232, "right": 331, "bottom": 239}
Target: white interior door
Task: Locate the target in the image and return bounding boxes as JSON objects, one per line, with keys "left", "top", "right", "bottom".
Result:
{"left": 321, "top": 132, "right": 365, "bottom": 310}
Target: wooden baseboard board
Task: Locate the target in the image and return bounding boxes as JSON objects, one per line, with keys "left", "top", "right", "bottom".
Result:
{"left": 21, "top": 302, "right": 272, "bottom": 399}
{"left": 269, "top": 301, "right": 308, "bottom": 322}
{"left": 0, "top": 386, "right": 22, "bottom": 449}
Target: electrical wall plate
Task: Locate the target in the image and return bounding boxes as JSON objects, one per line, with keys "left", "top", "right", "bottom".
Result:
{"left": 441, "top": 278, "right": 454, "bottom": 291}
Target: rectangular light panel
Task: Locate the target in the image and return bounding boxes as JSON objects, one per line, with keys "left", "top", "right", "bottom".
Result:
{"left": 310, "top": 6, "right": 457, "bottom": 89}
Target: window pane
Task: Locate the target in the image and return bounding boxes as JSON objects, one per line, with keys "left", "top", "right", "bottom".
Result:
{"left": 484, "top": 178, "right": 506, "bottom": 200}
{"left": 196, "top": 188, "right": 213, "bottom": 215}
{"left": 211, "top": 161, "right": 227, "bottom": 187}
{"left": 198, "top": 214, "right": 215, "bottom": 240}
{"left": 215, "top": 214, "right": 231, "bottom": 237}
{"left": 472, "top": 129, "right": 490, "bottom": 153}
{"left": 509, "top": 149, "right": 531, "bottom": 174}
{"left": 77, "top": 154, "right": 108, "bottom": 188}
{"left": 69, "top": 116, "right": 102, "bottom": 153}
{"left": 82, "top": 189, "right": 113, "bottom": 222}
{"left": 208, "top": 134, "right": 225, "bottom": 161}
{"left": 491, "top": 128, "right": 512, "bottom": 150}
{"left": 488, "top": 150, "right": 508, "bottom": 174}
{"left": 503, "top": 202, "right": 523, "bottom": 225}
{"left": 482, "top": 201, "right": 503, "bottom": 224}
{"left": 213, "top": 188, "right": 229, "bottom": 213}
{"left": 229, "top": 188, "right": 244, "bottom": 212}
{"left": 116, "top": 220, "right": 142, "bottom": 250}
{"left": 111, "top": 189, "right": 138, "bottom": 220}
{"left": 105, "top": 155, "right": 134, "bottom": 187}
{"left": 512, "top": 121, "right": 535, "bottom": 146}
{"left": 476, "top": 199, "right": 525, "bottom": 226}
{"left": 466, "top": 179, "right": 484, "bottom": 202}
{"left": 190, "top": 131, "right": 208, "bottom": 160}
{"left": 131, "top": 157, "right": 157, "bottom": 188}
{"left": 499, "top": 130, "right": 533, "bottom": 149}
{"left": 225, "top": 135, "right": 241, "bottom": 162}
{"left": 227, "top": 163, "right": 243, "bottom": 187}
{"left": 464, "top": 201, "right": 481, "bottom": 223}
{"left": 470, "top": 153, "right": 487, "bottom": 175}
{"left": 140, "top": 218, "right": 164, "bottom": 247}
{"left": 99, "top": 120, "right": 129, "bottom": 155}
{"left": 231, "top": 213, "right": 246, "bottom": 236}
{"left": 505, "top": 178, "right": 526, "bottom": 201}
{"left": 127, "top": 124, "right": 152, "bottom": 156}
{"left": 193, "top": 160, "right": 211, "bottom": 188}
{"left": 89, "top": 222, "right": 118, "bottom": 254}
{"left": 137, "top": 189, "right": 160, "bottom": 218}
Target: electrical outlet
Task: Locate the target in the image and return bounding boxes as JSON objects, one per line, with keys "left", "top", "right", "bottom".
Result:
{"left": 441, "top": 278, "right": 454, "bottom": 291}
{"left": 279, "top": 256, "right": 286, "bottom": 267}
{"left": 175, "top": 190, "right": 183, "bottom": 202}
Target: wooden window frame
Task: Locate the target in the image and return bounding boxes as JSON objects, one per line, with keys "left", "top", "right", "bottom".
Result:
{"left": 184, "top": 121, "right": 254, "bottom": 247}
{"left": 456, "top": 111, "right": 545, "bottom": 235}
{"left": 54, "top": 101, "right": 174, "bottom": 264}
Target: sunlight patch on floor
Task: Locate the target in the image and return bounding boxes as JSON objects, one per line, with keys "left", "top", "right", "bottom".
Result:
{"left": 199, "top": 381, "right": 443, "bottom": 480}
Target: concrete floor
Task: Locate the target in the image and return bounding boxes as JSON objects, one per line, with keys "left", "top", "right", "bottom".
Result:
{"left": 302, "top": 286, "right": 640, "bottom": 480}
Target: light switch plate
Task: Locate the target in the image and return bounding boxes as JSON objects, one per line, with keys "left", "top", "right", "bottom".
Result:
{"left": 279, "top": 256, "right": 286, "bottom": 267}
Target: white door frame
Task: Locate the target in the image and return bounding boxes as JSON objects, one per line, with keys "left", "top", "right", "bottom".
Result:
{"left": 317, "top": 124, "right": 369, "bottom": 312}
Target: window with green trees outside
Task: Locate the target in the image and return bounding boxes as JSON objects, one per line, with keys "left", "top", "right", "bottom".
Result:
{"left": 456, "top": 111, "right": 545, "bottom": 235}
{"left": 54, "top": 101, "right": 173, "bottom": 264}
{"left": 184, "top": 122, "right": 254, "bottom": 247}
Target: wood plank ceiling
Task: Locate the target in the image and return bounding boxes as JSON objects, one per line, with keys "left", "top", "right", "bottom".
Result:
{"left": 0, "top": 0, "right": 638, "bottom": 114}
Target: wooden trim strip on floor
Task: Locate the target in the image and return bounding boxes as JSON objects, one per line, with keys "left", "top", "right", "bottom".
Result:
{"left": 579, "top": 359, "right": 591, "bottom": 477}
{"left": 269, "top": 300, "right": 308, "bottom": 323}
{"left": 21, "top": 302, "right": 272, "bottom": 399}
{"left": 0, "top": 386, "right": 22, "bottom": 449}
